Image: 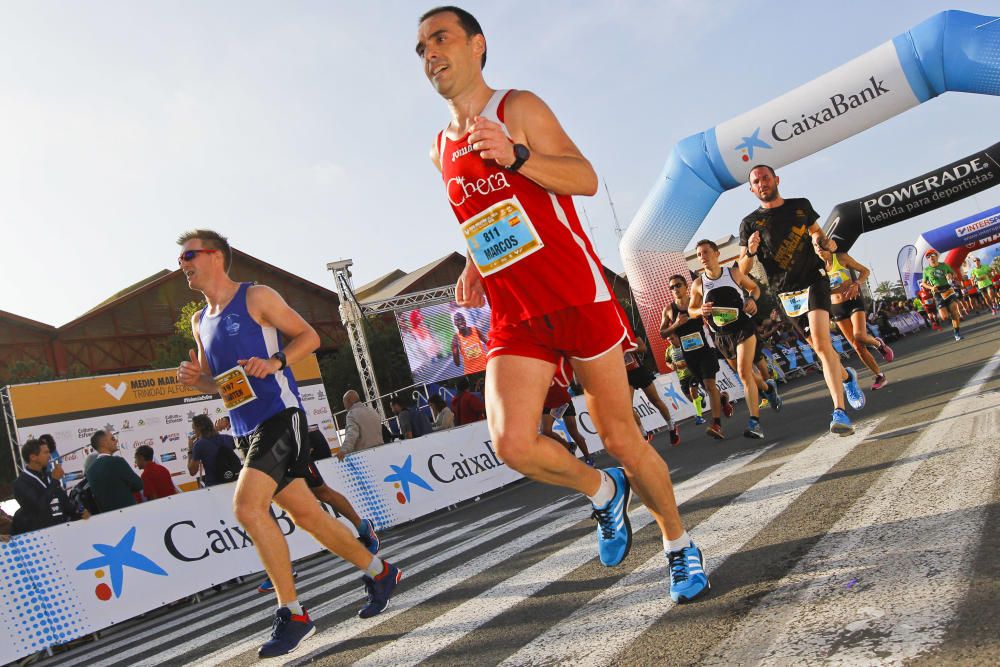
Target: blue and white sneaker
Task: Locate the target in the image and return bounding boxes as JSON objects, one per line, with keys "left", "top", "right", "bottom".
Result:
{"left": 743, "top": 417, "right": 764, "bottom": 439}
{"left": 258, "top": 607, "right": 316, "bottom": 658}
{"left": 358, "top": 562, "right": 402, "bottom": 618}
{"left": 358, "top": 519, "right": 380, "bottom": 555}
{"left": 842, "top": 367, "right": 866, "bottom": 410}
{"left": 257, "top": 570, "right": 298, "bottom": 594}
{"left": 667, "top": 542, "right": 710, "bottom": 603}
{"left": 829, "top": 408, "right": 854, "bottom": 436}
{"left": 765, "top": 379, "right": 782, "bottom": 412}
{"left": 694, "top": 416, "right": 707, "bottom": 426}
{"left": 591, "top": 467, "right": 632, "bottom": 567}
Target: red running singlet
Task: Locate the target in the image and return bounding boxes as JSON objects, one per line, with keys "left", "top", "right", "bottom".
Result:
{"left": 437, "top": 89, "right": 612, "bottom": 326}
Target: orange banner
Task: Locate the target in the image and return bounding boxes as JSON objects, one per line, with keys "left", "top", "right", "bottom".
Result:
{"left": 9, "top": 355, "right": 322, "bottom": 421}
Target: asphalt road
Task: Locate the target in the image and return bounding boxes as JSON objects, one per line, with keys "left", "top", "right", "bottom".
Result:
{"left": 39, "top": 313, "right": 1000, "bottom": 666}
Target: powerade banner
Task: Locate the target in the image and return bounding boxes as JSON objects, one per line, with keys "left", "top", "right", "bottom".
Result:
{"left": 0, "top": 370, "right": 720, "bottom": 664}
{"left": 6, "top": 356, "right": 338, "bottom": 490}
{"left": 825, "top": 143, "right": 1000, "bottom": 252}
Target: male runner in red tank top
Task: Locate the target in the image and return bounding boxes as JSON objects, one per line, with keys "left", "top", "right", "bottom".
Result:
{"left": 416, "top": 6, "right": 708, "bottom": 603}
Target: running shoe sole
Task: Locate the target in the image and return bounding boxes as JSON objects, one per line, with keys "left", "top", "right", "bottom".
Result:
{"left": 706, "top": 426, "right": 725, "bottom": 440}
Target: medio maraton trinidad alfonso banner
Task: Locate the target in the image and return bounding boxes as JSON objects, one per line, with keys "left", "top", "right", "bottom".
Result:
{"left": 6, "top": 355, "right": 339, "bottom": 490}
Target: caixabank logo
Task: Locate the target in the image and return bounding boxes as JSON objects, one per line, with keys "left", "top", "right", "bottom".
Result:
{"left": 384, "top": 455, "right": 433, "bottom": 505}
{"left": 734, "top": 128, "right": 772, "bottom": 163}
{"left": 75, "top": 527, "right": 167, "bottom": 601}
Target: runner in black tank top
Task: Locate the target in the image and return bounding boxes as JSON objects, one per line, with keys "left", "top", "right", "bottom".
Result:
{"left": 688, "top": 240, "right": 781, "bottom": 440}
{"left": 660, "top": 275, "right": 733, "bottom": 440}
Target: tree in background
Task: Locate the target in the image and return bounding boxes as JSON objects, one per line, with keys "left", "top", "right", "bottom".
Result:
{"left": 151, "top": 300, "right": 204, "bottom": 369}
{"left": 874, "top": 280, "right": 907, "bottom": 302}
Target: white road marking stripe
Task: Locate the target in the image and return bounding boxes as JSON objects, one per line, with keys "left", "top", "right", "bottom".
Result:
{"left": 177, "top": 497, "right": 583, "bottom": 667}
{"left": 50, "top": 522, "right": 452, "bottom": 666}
{"left": 349, "top": 448, "right": 774, "bottom": 667}
{"left": 500, "top": 420, "right": 881, "bottom": 667}
{"left": 85, "top": 507, "right": 525, "bottom": 667}
{"left": 708, "top": 346, "right": 1000, "bottom": 665}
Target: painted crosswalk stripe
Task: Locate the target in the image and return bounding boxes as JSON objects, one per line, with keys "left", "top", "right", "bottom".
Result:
{"left": 499, "top": 420, "right": 881, "bottom": 667}
{"left": 708, "top": 347, "right": 1000, "bottom": 665}
{"left": 158, "top": 498, "right": 582, "bottom": 667}
{"left": 51, "top": 521, "right": 454, "bottom": 667}
{"left": 84, "top": 507, "right": 524, "bottom": 667}
{"left": 349, "top": 447, "right": 773, "bottom": 667}
{"left": 289, "top": 447, "right": 776, "bottom": 666}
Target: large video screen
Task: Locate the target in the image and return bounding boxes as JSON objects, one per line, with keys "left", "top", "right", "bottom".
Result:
{"left": 394, "top": 301, "right": 492, "bottom": 385}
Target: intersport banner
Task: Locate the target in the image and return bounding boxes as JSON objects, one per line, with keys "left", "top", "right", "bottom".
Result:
{"left": 6, "top": 356, "right": 339, "bottom": 490}
{"left": 825, "top": 143, "right": 1000, "bottom": 252}
{"left": 0, "top": 369, "right": 735, "bottom": 663}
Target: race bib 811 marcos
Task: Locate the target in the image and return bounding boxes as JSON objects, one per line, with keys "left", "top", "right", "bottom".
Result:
{"left": 462, "top": 197, "right": 544, "bottom": 276}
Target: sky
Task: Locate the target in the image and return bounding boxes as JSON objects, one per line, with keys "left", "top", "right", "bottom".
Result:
{"left": 1, "top": 0, "right": 998, "bottom": 326}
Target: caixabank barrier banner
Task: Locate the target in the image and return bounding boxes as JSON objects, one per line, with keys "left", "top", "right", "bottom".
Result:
{"left": 0, "top": 368, "right": 738, "bottom": 663}
{"left": 6, "top": 356, "right": 339, "bottom": 491}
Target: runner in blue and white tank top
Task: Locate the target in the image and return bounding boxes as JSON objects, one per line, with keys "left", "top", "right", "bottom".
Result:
{"left": 175, "top": 230, "right": 401, "bottom": 657}
{"left": 198, "top": 282, "right": 303, "bottom": 436}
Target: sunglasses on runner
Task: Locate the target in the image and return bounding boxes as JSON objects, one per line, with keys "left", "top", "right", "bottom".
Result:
{"left": 177, "top": 249, "right": 219, "bottom": 264}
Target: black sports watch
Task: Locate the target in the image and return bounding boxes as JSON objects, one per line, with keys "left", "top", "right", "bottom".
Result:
{"left": 506, "top": 143, "right": 530, "bottom": 172}
{"left": 271, "top": 351, "right": 287, "bottom": 370}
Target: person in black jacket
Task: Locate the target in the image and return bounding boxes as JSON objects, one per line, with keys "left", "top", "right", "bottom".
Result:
{"left": 12, "top": 439, "right": 88, "bottom": 535}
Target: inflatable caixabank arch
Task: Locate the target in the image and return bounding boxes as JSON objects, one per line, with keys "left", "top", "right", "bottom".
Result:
{"left": 620, "top": 10, "right": 999, "bottom": 370}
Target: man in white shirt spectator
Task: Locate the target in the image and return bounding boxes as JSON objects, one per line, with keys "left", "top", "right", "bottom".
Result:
{"left": 338, "top": 390, "right": 384, "bottom": 460}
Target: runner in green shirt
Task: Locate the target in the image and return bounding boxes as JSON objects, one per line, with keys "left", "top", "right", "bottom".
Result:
{"left": 920, "top": 250, "right": 963, "bottom": 341}
{"left": 969, "top": 257, "right": 997, "bottom": 315}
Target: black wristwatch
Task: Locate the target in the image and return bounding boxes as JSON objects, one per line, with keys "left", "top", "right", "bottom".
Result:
{"left": 271, "top": 351, "right": 287, "bottom": 370}
{"left": 506, "top": 143, "right": 530, "bottom": 172}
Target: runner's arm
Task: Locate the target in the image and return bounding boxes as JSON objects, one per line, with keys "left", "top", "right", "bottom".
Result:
{"left": 470, "top": 90, "right": 597, "bottom": 196}
{"left": 686, "top": 279, "right": 706, "bottom": 318}
{"left": 731, "top": 266, "right": 761, "bottom": 316}
{"left": 177, "top": 312, "right": 220, "bottom": 394}
{"left": 244, "top": 285, "right": 321, "bottom": 378}
{"left": 659, "top": 306, "right": 674, "bottom": 338}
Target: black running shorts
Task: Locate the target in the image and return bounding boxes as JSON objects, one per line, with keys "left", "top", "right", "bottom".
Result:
{"left": 626, "top": 364, "right": 657, "bottom": 390}
{"left": 237, "top": 407, "right": 311, "bottom": 495}
{"left": 830, "top": 297, "right": 866, "bottom": 322}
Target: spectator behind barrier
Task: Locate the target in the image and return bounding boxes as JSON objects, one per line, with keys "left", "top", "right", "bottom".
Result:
{"left": 86, "top": 430, "right": 143, "bottom": 512}
{"left": 134, "top": 445, "right": 179, "bottom": 501}
{"left": 14, "top": 439, "right": 88, "bottom": 534}
{"left": 339, "top": 389, "right": 384, "bottom": 459}
{"left": 391, "top": 395, "right": 432, "bottom": 440}
{"left": 451, "top": 377, "right": 486, "bottom": 426}
{"left": 429, "top": 394, "right": 455, "bottom": 431}
{"left": 187, "top": 414, "right": 239, "bottom": 487}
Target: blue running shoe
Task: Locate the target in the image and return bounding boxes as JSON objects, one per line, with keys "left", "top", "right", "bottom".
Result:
{"left": 358, "top": 562, "right": 402, "bottom": 618}
{"left": 591, "top": 467, "right": 632, "bottom": 567}
{"left": 843, "top": 366, "right": 866, "bottom": 410}
{"left": 694, "top": 416, "right": 706, "bottom": 426}
{"left": 667, "top": 542, "right": 710, "bottom": 603}
{"left": 257, "top": 570, "right": 298, "bottom": 594}
{"left": 765, "top": 379, "right": 782, "bottom": 412}
{"left": 358, "top": 519, "right": 380, "bottom": 555}
{"left": 258, "top": 607, "right": 315, "bottom": 658}
{"left": 829, "top": 408, "right": 854, "bottom": 436}
{"left": 743, "top": 417, "right": 764, "bottom": 439}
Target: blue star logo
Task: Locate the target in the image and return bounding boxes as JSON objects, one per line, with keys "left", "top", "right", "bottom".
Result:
{"left": 662, "top": 383, "right": 688, "bottom": 410}
{"left": 735, "top": 127, "right": 772, "bottom": 160}
{"left": 384, "top": 455, "right": 433, "bottom": 502}
{"left": 76, "top": 527, "right": 167, "bottom": 598}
